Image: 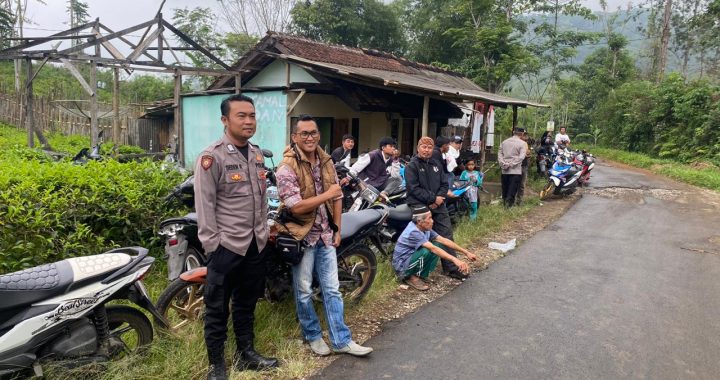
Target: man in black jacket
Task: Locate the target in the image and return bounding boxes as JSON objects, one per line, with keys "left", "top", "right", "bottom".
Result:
{"left": 405, "top": 137, "right": 467, "bottom": 280}
{"left": 431, "top": 135, "right": 453, "bottom": 191}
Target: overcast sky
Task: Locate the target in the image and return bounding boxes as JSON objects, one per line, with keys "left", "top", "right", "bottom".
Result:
{"left": 24, "top": 0, "right": 631, "bottom": 38}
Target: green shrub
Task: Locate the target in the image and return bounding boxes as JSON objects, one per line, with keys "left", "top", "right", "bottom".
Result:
{"left": 0, "top": 125, "right": 186, "bottom": 273}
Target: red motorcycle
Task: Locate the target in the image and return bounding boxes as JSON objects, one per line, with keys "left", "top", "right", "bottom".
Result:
{"left": 571, "top": 150, "right": 595, "bottom": 186}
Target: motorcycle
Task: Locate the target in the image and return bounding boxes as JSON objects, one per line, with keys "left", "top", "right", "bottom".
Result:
{"left": 536, "top": 144, "right": 556, "bottom": 177}
{"left": 158, "top": 149, "right": 278, "bottom": 281}
{"left": 334, "top": 166, "right": 412, "bottom": 256}
{"left": 446, "top": 180, "right": 472, "bottom": 225}
{"left": 72, "top": 130, "right": 105, "bottom": 164}
{"left": 0, "top": 247, "right": 163, "bottom": 378}
{"left": 154, "top": 209, "right": 384, "bottom": 332}
{"left": 158, "top": 176, "right": 203, "bottom": 281}
{"left": 572, "top": 150, "right": 595, "bottom": 186}
{"left": 336, "top": 167, "right": 406, "bottom": 213}
{"left": 539, "top": 153, "right": 583, "bottom": 199}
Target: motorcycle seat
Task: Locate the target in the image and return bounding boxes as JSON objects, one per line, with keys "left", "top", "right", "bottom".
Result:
{"left": 340, "top": 209, "right": 384, "bottom": 240}
{"left": 0, "top": 253, "right": 132, "bottom": 311}
{"left": 160, "top": 213, "right": 198, "bottom": 226}
{"left": 387, "top": 204, "right": 412, "bottom": 222}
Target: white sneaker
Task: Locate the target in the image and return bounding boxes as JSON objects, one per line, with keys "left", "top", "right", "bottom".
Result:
{"left": 309, "top": 338, "right": 331, "bottom": 356}
{"left": 333, "top": 341, "right": 373, "bottom": 357}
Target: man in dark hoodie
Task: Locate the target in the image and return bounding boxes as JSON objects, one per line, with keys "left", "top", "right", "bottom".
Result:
{"left": 432, "top": 135, "right": 453, "bottom": 192}
{"left": 405, "top": 136, "right": 468, "bottom": 280}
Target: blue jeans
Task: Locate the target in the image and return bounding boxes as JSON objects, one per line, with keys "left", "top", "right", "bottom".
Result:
{"left": 292, "top": 240, "right": 352, "bottom": 349}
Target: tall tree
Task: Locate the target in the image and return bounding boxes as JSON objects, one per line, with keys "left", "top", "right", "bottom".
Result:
{"left": 290, "top": 0, "right": 406, "bottom": 55}
{"left": 218, "top": 0, "right": 296, "bottom": 35}
{"left": 396, "top": 0, "right": 467, "bottom": 65}
{"left": 66, "top": 0, "right": 89, "bottom": 47}
{"left": 444, "top": 0, "right": 533, "bottom": 92}
{"left": 657, "top": 0, "right": 672, "bottom": 82}
{"left": 172, "top": 7, "right": 224, "bottom": 87}
{"left": 0, "top": 2, "right": 13, "bottom": 50}
{"left": 689, "top": 0, "right": 720, "bottom": 79}
{"left": 517, "top": 0, "right": 598, "bottom": 102}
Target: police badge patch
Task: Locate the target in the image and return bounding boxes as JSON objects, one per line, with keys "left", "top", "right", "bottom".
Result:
{"left": 201, "top": 155, "right": 214, "bottom": 170}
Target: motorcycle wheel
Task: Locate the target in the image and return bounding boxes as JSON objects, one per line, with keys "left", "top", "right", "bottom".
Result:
{"left": 155, "top": 278, "right": 204, "bottom": 332}
{"left": 184, "top": 247, "right": 203, "bottom": 271}
{"left": 539, "top": 181, "right": 556, "bottom": 200}
{"left": 337, "top": 246, "right": 377, "bottom": 303}
{"left": 106, "top": 305, "right": 153, "bottom": 355}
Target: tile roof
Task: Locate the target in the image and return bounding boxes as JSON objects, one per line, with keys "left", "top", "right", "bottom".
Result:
{"left": 213, "top": 32, "right": 547, "bottom": 108}
{"left": 272, "top": 33, "right": 456, "bottom": 76}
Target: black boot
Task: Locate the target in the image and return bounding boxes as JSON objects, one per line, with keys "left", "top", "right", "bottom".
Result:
{"left": 234, "top": 342, "right": 279, "bottom": 371}
{"left": 207, "top": 346, "right": 227, "bottom": 380}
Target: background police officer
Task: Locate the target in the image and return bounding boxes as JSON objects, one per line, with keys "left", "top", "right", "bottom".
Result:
{"left": 194, "top": 94, "right": 278, "bottom": 380}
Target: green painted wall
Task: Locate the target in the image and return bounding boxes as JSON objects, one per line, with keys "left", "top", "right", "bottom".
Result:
{"left": 245, "top": 60, "right": 320, "bottom": 88}
{"left": 182, "top": 91, "right": 288, "bottom": 169}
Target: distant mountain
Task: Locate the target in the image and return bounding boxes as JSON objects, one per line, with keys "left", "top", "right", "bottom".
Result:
{"left": 519, "top": 8, "right": 693, "bottom": 75}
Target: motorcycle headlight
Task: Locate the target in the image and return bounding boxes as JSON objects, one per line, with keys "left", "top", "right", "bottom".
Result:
{"left": 159, "top": 223, "right": 184, "bottom": 236}
{"left": 361, "top": 188, "right": 378, "bottom": 203}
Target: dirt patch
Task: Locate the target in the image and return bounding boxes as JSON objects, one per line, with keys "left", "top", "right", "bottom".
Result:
{"left": 308, "top": 194, "right": 580, "bottom": 375}
{"left": 585, "top": 187, "right": 686, "bottom": 203}
{"left": 689, "top": 161, "right": 717, "bottom": 170}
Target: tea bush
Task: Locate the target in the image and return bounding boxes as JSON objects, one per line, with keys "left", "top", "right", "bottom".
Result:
{"left": 0, "top": 124, "right": 186, "bottom": 273}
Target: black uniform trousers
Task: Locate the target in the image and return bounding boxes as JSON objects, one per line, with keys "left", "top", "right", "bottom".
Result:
{"left": 430, "top": 204, "right": 459, "bottom": 273}
{"left": 501, "top": 174, "right": 522, "bottom": 207}
{"left": 204, "top": 237, "right": 266, "bottom": 351}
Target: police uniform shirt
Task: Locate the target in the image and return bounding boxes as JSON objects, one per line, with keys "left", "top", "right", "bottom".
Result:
{"left": 194, "top": 134, "right": 269, "bottom": 255}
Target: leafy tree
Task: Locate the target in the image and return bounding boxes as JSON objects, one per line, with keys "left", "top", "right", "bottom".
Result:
{"left": 222, "top": 32, "right": 259, "bottom": 63}
{"left": 67, "top": 0, "right": 89, "bottom": 46}
{"left": 0, "top": 3, "right": 12, "bottom": 49}
{"left": 554, "top": 40, "right": 637, "bottom": 136}
{"left": 395, "top": 0, "right": 466, "bottom": 65}
{"left": 518, "top": 0, "right": 598, "bottom": 101}
{"left": 689, "top": 0, "right": 720, "bottom": 79}
{"left": 290, "top": 0, "right": 406, "bottom": 55}
{"left": 172, "top": 7, "right": 227, "bottom": 88}
{"left": 444, "top": 0, "right": 534, "bottom": 92}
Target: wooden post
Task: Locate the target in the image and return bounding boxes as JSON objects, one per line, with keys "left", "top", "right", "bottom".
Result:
{"left": 24, "top": 58, "right": 34, "bottom": 148}
{"left": 157, "top": 15, "right": 164, "bottom": 62}
{"left": 512, "top": 105, "right": 518, "bottom": 130}
{"left": 90, "top": 38, "right": 99, "bottom": 147}
{"left": 285, "top": 61, "right": 291, "bottom": 87}
{"left": 421, "top": 95, "right": 429, "bottom": 136}
{"left": 479, "top": 104, "right": 489, "bottom": 172}
{"left": 113, "top": 68, "right": 121, "bottom": 144}
{"left": 234, "top": 73, "right": 241, "bottom": 94}
{"left": 174, "top": 69, "right": 184, "bottom": 166}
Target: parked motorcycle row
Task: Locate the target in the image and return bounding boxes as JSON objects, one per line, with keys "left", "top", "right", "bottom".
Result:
{"left": 0, "top": 148, "right": 495, "bottom": 377}
{"left": 538, "top": 144, "right": 596, "bottom": 200}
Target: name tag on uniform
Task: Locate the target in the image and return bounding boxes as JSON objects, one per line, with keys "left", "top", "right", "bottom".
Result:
{"left": 226, "top": 164, "right": 240, "bottom": 170}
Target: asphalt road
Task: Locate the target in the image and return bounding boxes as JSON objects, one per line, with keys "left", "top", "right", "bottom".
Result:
{"left": 314, "top": 162, "right": 720, "bottom": 380}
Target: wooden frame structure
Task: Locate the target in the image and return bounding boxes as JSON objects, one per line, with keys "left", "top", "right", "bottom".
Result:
{"left": 0, "top": 14, "right": 240, "bottom": 165}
